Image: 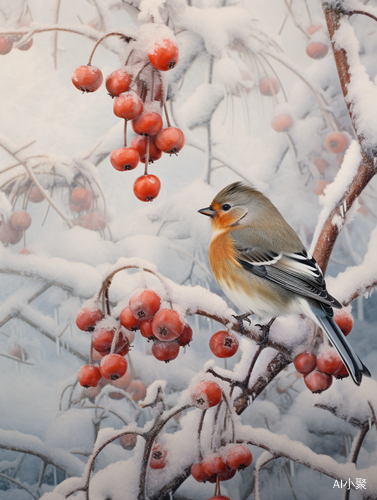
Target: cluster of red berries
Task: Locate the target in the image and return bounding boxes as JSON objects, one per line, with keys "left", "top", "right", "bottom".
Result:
{"left": 75, "top": 288, "right": 193, "bottom": 390}
{"left": 69, "top": 186, "right": 106, "bottom": 232}
{"left": 119, "top": 289, "right": 193, "bottom": 362}
{"left": 293, "top": 310, "right": 354, "bottom": 393}
{"left": 71, "top": 32, "right": 185, "bottom": 202}
{"left": 0, "top": 9, "right": 33, "bottom": 56}
{"left": 0, "top": 210, "right": 31, "bottom": 245}
{"left": 191, "top": 444, "right": 252, "bottom": 485}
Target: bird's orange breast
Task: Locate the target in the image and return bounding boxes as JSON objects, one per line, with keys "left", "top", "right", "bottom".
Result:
{"left": 208, "top": 229, "right": 241, "bottom": 288}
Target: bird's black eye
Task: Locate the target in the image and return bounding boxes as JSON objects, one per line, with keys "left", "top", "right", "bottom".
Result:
{"left": 222, "top": 203, "right": 231, "bottom": 211}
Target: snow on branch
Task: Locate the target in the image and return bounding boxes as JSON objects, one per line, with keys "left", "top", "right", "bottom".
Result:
{"left": 311, "top": 2, "right": 377, "bottom": 274}
{"left": 328, "top": 223, "right": 377, "bottom": 305}
{"left": 0, "top": 429, "right": 85, "bottom": 477}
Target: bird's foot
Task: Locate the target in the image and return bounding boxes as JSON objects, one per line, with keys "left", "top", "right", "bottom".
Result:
{"left": 256, "top": 317, "right": 276, "bottom": 345}
{"left": 232, "top": 313, "right": 251, "bottom": 336}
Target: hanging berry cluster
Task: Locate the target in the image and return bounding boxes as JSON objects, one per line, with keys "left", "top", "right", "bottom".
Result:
{"left": 71, "top": 26, "right": 185, "bottom": 203}
{"left": 293, "top": 310, "right": 354, "bottom": 393}
{"left": 75, "top": 264, "right": 196, "bottom": 391}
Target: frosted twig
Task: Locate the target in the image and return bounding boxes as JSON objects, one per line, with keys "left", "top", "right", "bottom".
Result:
{"left": 0, "top": 136, "right": 73, "bottom": 227}
{"left": 254, "top": 452, "right": 277, "bottom": 500}
{"left": 284, "top": 0, "right": 310, "bottom": 40}
{"left": 53, "top": 0, "right": 62, "bottom": 70}
{"left": 88, "top": 31, "right": 135, "bottom": 66}
{"left": 0, "top": 472, "right": 38, "bottom": 500}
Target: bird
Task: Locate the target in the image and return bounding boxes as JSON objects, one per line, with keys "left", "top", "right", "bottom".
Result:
{"left": 198, "top": 181, "right": 370, "bottom": 386}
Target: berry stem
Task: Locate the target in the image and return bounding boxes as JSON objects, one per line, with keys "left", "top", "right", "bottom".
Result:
{"left": 89, "top": 342, "right": 94, "bottom": 365}
{"left": 110, "top": 326, "right": 121, "bottom": 354}
{"left": 197, "top": 409, "right": 207, "bottom": 461}
{"left": 87, "top": 32, "right": 135, "bottom": 66}
{"left": 124, "top": 119, "right": 127, "bottom": 147}
{"left": 95, "top": 263, "right": 174, "bottom": 313}
{"left": 164, "top": 102, "right": 171, "bottom": 128}
{"left": 215, "top": 474, "right": 220, "bottom": 496}
{"left": 127, "top": 352, "right": 137, "bottom": 379}
{"left": 144, "top": 136, "right": 150, "bottom": 175}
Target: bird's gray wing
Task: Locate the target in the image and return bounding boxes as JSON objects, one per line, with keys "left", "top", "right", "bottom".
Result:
{"left": 235, "top": 246, "right": 342, "bottom": 309}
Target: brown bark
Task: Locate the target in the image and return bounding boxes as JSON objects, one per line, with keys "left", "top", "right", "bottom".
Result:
{"left": 313, "top": 4, "right": 377, "bottom": 274}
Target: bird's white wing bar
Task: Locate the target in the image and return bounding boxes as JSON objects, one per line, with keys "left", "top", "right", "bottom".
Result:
{"left": 236, "top": 247, "right": 342, "bottom": 308}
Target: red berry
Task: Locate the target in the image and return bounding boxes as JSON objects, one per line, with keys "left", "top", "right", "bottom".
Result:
{"left": 306, "top": 42, "right": 328, "bottom": 59}
{"left": 148, "top": 39, "right": 179, "bottom": 71}
{"left": 9, "top": 344, "right": 28, "bottom": 361}
{"left": 28, "top": 185, "right": 44, "bottom": 203}
{"left": 152, "top": 339, "right": 180, "bottom": 362}
{"left": 9, "top": 211, "right": 32, "bottom": 231}
{"left": 225, "top": 444, "right": 252, "bottom": 470}
{"left": 130, "top": 136, "right": 162, "bottom": 163}
{"left": 109, "top": 370, "right": 131, "bottom": 399}
{"left": 313, "top": 158, "right": 327, "bottom": 173}
{"left": 313, "top": 179, "right": 330, "bottom": 196}
{"left": 77, "top": 365, "right": 102, "bottom": 388}
{"left": 133, "top": 175, "right": 161, "bottom": 202}
{"left": 76, "top": 306, "right": 104, "bottom": 332}
{"left": 325, "top": 132, "right": 348, "bottom": 154}
{"left": 209, "top": 331, "right": 239, "bottom": 358}
{"left": 115, "top": 340, "right": 130, "bottom": 357}
{"left": 304, "top": 370, "right": 333, "bottom": 393}
{"left": 106, "top": 69, "right": 132, "bottom": 96}
{"left": 201, "top": 454, "right": 227, "bottom": 477}
{"left": 0, "top": 224, "right": 22, "bottom": 245}
{"left": 218, "top": 467, "right": 236, "bottom": 481}
{"left": 191, "top": 381, "right": 222, "bottom": 409}
{"left": 113, "top": 92, "right": 143, "bottom": 120}
{"left": 140, "top": 320, "right": 155, "bottom": 340}
{"left": 271, "top": 114, "right": 293, "bottom": 132}
{"left": 191, "top": 462, "right": 209, "bottom": 483}
{"left": 127, "top": 379, "right": 147, "bottom": 401}
{"left": 316, "top": 351, "right": 343, "bottom": 375}
{"left": 293, "top": 352, "right": 317, "bottom": 375}
{"left": 334, "top": 310, "right": 354, "bottom": 336}
{"left": 259, "top": 77, "right": 280, "bottom": 96}
{"left": 72, "top": 212, "right": 106, "bottom": 231}
{"left": 99, "top": 354, "right": 128, "bottom": 380}
{"left": 152, "top": 309, "right": 184, "bottom": 341}
{"left": 177, "top": 324, "right": 193, "bottom": 347}
{"left": 129, "top": 289, "right": 161, "bottom": 321}
{"left": 120, "top": 306, "right": 142, "bottom": 331}
{"left": 92, "top": 328, "right": 128, "bottom": 356}
{"left": 120, "top": 433, "right": 137, "bottom": 450}
{"left": 150, "top": 443, "right": 167, "bottom": 469}
{"left": 71, "top": 65, "right": 103, "bottom": 92}
{"left": 0, "top": 37, "right": 12, "bottom": 55}
{"left": 70, "top": 187, "right": 92, "bottom": 211}
{"left": 110, "top": 147, "right": 140, "bottom": 171}
{"left": 208, "top": 496, "right": 231, "bottom": 500}
{"left": 154, "top": 128, "right": 185, "bottom": 154}
{"left": 307, "top": 24, "right": 322, "bottom": 35}
{"left": 132, "top": 112, "right": 163, "bottom": 136}
{"left": 122, "top": 328, "right": 135, "bottom": 344}
{"left": 334, "top": 362, "right": 349, "bottom": 379}
{"left": 18, "top": 38, "right": 33, "bottom": 51}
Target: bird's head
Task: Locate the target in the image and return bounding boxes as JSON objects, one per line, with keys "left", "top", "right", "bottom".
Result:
{"left": 198, "top": 182, "right": 264, "bottom": 230}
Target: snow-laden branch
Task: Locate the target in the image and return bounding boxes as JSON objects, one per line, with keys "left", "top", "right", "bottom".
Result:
{"left": 328, "top": 223, "right": 377, "bottom": 305}
{"left": 238, "top": 423, "right": 377, "bottom": 495}
{"left": 311, "top": 3, "right": 377, "bottom": 274}
{"left": 0, "top": 430, "right": 85, "bottom": 477}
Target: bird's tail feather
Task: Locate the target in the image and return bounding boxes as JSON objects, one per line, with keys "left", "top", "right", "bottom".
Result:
{"left": 309, "top": 304, "right": 371, "bottom": 386}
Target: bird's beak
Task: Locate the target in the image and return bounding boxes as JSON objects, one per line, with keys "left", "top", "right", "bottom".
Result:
{"left": 198, "top": 206, "right": 215, "bottom": 218}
